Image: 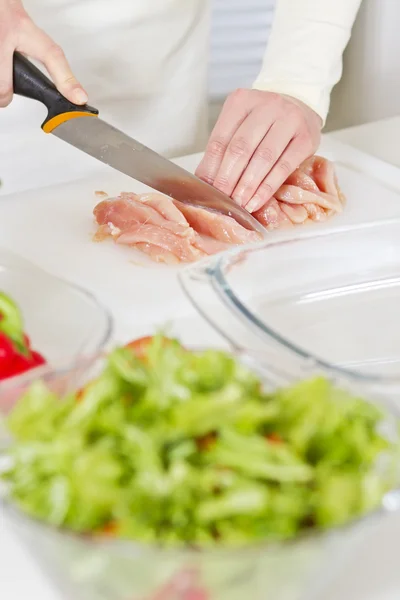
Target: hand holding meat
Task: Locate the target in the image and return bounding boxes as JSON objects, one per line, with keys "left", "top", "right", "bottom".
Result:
{"left": 196, "top": 89, "right": 322, "bottom": 213}
{"left": 0, "top": 0, "right": 87, "bottom": 107}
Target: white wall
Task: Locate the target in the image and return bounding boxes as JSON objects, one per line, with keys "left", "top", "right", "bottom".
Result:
{"left": 327, "top": 0, "right": 400, "bottom": 131}
{"left": 208, "top": 0, "right": 275, "bottom": 130}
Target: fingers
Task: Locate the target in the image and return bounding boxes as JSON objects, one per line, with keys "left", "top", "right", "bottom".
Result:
{"left": 245, "top": 135, "right": 310, "bottom": 213}
{"left": 17, "top": 20, "right": 88, "bottom": 104}
{"left": 209, "top": 109, "right": 274, "bottom": 199}
{"left": 0, "top": 2, "right": 86, "bottom": 107}
{"left": 198, "top": 89, "right": 322, "bottom": 217}
{"left": 195, "top": 89, "right": 252, "bottom": 186}
{"left": 42, "top": 37, "right": 88, "bottom": 104}
{"left": 232, "top": 116, "right": 294, "bottom": 207}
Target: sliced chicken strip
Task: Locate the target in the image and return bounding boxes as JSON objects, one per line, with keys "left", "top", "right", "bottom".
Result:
{"left": 116, "top": 223, "right": 205, "bottom": 263}
{"left": 274, "top": 184, "right": 343, "bottom": 213}
{"left": 173, "top": 201, "right": 262, "bottom": 245}
{"left": 136, "top": 193, "right": 190, "bottom": 226}
{"left": 285, "top": 168, "right": 320, "bottom": 193}
{"left": 279, "top": 202, "right": 309, "bottom": 224}
{"left": 303, "top": 203, "right": 328, "bottom": 222}
{"left": 300, "top": 156, "right": 346, "bottom": 204}
{"left": 134, "top": 242, "right": 180, "bottom": 265}
{"left": 253, "top": 198, "right": 293, "bottom": 230}
{"left": 192, "top": 234, "right": 233, "bottom": 255}
{"left": 94, "top": 197, "right": 191, "bottom": 238}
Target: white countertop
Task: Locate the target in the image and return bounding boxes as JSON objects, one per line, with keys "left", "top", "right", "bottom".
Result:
{"left": 2, "top": 116, "right": 400, "bottom": 599}
{"left": 331, "top": 116, "right": 400, "bottom": 169}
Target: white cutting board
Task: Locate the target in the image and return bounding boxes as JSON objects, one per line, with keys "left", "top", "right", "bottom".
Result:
{"left": 2, "top": 137, "right": 400, "bottom": 600}
{"left": 0, "top": 136, "right": 400, "bottom": 341}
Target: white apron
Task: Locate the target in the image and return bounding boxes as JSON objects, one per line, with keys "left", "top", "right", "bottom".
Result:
{"left": 0, "top": 0, "right": 210, "bottom": 194}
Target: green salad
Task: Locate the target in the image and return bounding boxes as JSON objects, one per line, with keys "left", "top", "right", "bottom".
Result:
{"left": 2, "top": 335, "right": 398, "bottom": 547}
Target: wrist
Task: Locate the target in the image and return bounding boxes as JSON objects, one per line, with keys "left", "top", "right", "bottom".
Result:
{"left": 251, "top": 80, "right": 328, "bottom": 126}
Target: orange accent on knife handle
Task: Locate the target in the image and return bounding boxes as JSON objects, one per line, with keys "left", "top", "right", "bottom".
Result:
{"left": 42, "top": 111, "right": 98, "bottom": 133}
{"left": 13, "top": 52, "right": 99, "bottom": 133}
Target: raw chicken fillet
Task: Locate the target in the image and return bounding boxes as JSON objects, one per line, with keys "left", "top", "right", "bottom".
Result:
{"left": 254, "top": 155, "right": 345, "bottom": 228}
{"left": 93, "top": 155, "right": 344, "bottom": 264}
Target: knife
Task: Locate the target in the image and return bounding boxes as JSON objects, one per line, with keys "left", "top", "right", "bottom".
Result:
{"left": 13, "top": 52, "right": 266, "bottom": 237}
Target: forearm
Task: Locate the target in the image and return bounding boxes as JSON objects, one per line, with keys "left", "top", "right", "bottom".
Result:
{"left": 253, "top": 0, "right": 363, "bottom": 124}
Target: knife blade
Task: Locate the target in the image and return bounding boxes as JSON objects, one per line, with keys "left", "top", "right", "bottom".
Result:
{"left": 52, "top": 117, "right": 266, "bottom": 235}
{"left": 13, "top": 52, "right": 266, "bottom": 237}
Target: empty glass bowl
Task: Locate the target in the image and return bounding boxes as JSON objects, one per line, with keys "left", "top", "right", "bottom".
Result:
{"left": 180, "top": 217, "right": 400, "bottom": 402}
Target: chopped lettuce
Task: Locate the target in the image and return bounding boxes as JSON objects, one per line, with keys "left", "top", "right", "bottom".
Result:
{"left": 2, "top": 335, "right": 399, "bottom": 547}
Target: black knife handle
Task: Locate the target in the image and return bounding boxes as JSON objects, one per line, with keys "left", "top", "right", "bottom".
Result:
{"left": 13, "top": 51, "right": 98, "bottom": 132}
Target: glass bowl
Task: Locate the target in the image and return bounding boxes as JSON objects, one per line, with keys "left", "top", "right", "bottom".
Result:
{"left": 0, "top": 250, "right": 113, "bottom": 413}
{"left": 1, "top": 352, "right": 400, "bottom": 600}
{"left": 180, "top": 217, "right": 400, "bottom": 403}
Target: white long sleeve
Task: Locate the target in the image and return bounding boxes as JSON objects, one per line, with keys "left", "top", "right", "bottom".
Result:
{"left": 253, "top": 0, "right": 363, "bottom": 123}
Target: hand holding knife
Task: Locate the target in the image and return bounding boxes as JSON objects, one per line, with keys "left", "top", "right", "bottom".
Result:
{"left": 12, "top": 52, "right": 266, "bottom": 237}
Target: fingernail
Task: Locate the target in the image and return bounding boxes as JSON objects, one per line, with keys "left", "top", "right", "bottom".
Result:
{"left": 74, "top": 89, "right": 88, "bottom": 104}
{"left": 232, "top": 194, "right": 244, "bottom": 207}
{"left": 232, "top": 188, "right": 246, "bottom": 206}
{"left": 246, "top": 198, "right": 260, "bottom": 213}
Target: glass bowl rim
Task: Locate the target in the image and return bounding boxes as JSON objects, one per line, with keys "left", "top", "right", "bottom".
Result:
{"left": 180, "top": 216, "right": 400, "bottom": 385}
